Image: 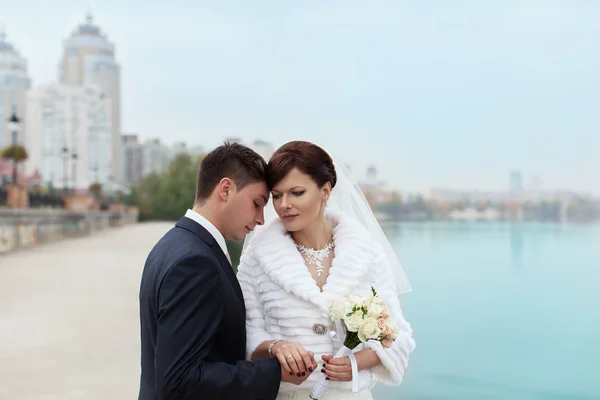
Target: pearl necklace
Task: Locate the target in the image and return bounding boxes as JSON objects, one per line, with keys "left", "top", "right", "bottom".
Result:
{"left": 295, "top": 242, "right": 335, "bottom": 276}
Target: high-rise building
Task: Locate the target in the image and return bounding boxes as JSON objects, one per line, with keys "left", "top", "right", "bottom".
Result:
{"left": 0, "top": 28, "right": 31, "bottom": 148}
{"left": 510, "top": 171, "right": 523, "bottom": 195}
{"left": 171, "top": 141, "right": 204, "bottom": 161}
{"left": 122, "top": 134, "right": 144, "bottom": 186}
{"left": 59, "top": 12, "right": 121, "bottom": 183}
{"left": 142, "top": 138, "right": 172, "bottom": 176}
{"left": 25, "top": 83, "right": 112, "bottom": 190}
{"left": 366, "top": 165, "right": 378, "bottom": 182}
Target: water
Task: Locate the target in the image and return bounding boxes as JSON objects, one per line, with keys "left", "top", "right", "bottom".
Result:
{"left": 372, "top": 221, "right": 600, "bottom": 400}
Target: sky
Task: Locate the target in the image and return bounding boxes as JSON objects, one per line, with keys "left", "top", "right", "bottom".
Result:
{"left": 3, "top": 0, "right": 600, "bottom": 195}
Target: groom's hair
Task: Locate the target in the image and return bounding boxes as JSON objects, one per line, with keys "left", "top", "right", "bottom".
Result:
{"left": 195, "top": 142, "right": 267, "bottom": 202}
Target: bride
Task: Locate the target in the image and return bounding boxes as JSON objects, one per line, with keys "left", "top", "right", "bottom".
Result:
{"left": 237, "top": 141, "right": 415, "bottom": 399}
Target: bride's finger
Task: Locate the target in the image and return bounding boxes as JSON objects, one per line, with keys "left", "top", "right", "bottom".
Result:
{"left": 274, "top": 352, "right": 294, "bottom": 376}
{"left": 322, "top": 367, "right": 352, "bottom": 381}
{"left": 291, "top": 348, "right": 307, "bottom": 375}
{"left": 325, "top": 356, "right": 350, "bottom": 366}
{"left": 286, "top": 351, "right": 302, "bottom": 377}
{"left": 308, "top": 351, "right": 318, "bottom": 369}
{"left": 297, "top": 347, "right": 314, "bottom": 372}
{"left": 323, "top": 362, "right": 349, "bottom": 373}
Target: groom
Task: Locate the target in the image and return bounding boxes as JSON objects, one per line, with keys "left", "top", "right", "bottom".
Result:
{"left": 138, "top": 143, "right": 295, "bottom": 399}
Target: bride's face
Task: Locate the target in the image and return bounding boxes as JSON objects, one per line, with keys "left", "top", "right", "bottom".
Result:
{"left": 270, "top": 167, "right": 330, "bottom": 232}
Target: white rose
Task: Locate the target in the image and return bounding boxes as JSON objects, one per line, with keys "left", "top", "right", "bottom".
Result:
{"left": 331, "top": 298, "right": 356, "bottom": 321}
{"left": 348, "top": 295, "right": 366, "bottom": 308}
{"left": 345, "top": 300, "right": 357, "bottom": 314}
{"left": 330, "top": 300, "right": 346, "bottom": 320}
{"left": 358, "top": 317, "right": 381, "bottom": 343}
{"left": 368, "top": 302, "right": 384, "bottom": 318}
{"left": 344, "top": 310, "right": 365, "bottom": 332}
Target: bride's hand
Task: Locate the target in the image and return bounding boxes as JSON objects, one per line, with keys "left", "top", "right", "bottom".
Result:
{"left": 321, "top": 355, "right": 352, "bottom": 381}
{"left": 271, "top": 341, "right": 317, "bottom": 378}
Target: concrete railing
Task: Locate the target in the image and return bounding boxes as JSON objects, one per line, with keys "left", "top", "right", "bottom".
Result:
{"left": 0, "top": 208, "right": 139, "bottom": 254}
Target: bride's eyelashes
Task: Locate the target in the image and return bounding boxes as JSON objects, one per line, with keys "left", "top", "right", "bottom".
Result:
{"left": 271, "top": 191, "right": 305, "bottom": 200}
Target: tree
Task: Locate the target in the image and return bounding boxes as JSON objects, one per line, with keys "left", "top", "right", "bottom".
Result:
{"left": 154, "top": 153, "right": 198, "bottom": 220}
{"left": 125, "top": 185, "right": 139, "bottom": 207}
{"left": 1, "top": 144, "right": 28, "bottom": 184}
{"left": 89, "top": 182, "right": 103, "bottom": 201}
{"left": 134, "top": 172, "right": 164, "bottom": 221}
{"left": 133, "top": 152, "right": 204, "bottom": 221}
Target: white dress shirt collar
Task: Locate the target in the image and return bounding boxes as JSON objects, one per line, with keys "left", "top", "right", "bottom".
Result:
{"left": 184, "top": 209, "right": 231, "bottom": 264}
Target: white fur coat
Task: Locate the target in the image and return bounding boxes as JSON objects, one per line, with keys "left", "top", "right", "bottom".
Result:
{"left": 237, "top": 209, "right": 415, "bottom": 394}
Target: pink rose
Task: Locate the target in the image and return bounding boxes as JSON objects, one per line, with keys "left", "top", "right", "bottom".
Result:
{"left": 378, "top": 317, "right": 387, "bottom": 329}
{"left": 381, "top": 306, "right": 390, "bottom": 319}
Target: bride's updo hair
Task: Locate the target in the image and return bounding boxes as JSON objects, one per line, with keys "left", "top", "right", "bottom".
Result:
{"left": 266, "top": 141, "right": 337, "bottom": 191}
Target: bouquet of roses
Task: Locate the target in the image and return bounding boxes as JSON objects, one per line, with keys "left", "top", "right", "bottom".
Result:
{"left": 309, "top": 287, "right": 398, "bottom": 399}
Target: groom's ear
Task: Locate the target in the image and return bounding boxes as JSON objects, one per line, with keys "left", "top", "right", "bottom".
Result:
{"left": 217, "top": 178, "right": 234, "bottom": 201}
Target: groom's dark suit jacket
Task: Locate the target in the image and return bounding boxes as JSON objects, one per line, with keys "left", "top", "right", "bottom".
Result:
{"left": 138, "top": 216, "right": 281, "bottom": 400}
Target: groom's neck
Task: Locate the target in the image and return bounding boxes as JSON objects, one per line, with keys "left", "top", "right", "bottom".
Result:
{"left": 192, "top": 203, "right": 225, "bottom": 236}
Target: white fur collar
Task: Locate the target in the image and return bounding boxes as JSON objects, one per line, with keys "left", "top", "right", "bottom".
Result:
{"left": 247, "top": 209, "right": 379, "bottom": 314}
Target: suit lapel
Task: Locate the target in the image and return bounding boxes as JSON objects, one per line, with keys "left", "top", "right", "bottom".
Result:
{"left": 175, "top": 217, "right": 245, "bottom": 305}
{"left": 212, "top": 241, "right": 245, "bottom": 305}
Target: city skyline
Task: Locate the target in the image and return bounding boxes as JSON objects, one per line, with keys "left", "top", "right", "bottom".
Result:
{"left": 1, "top": 12, "right": 121, "bottom": 192}
{"left": 2, "top": 1, "right": 599, "bottom": 195}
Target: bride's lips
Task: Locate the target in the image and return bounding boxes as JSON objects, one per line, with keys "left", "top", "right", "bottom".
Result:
{"left": 283, "top": 214, "right": 299, "bottom": 221}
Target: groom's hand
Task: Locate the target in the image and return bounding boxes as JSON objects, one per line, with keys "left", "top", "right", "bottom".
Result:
{"left": 272, "top": 341, "right": 317, "bottom": 378}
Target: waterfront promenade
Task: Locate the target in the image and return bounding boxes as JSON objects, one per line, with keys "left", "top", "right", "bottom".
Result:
{"left": 0, "top": 221, "right": 173, "bottom": 399}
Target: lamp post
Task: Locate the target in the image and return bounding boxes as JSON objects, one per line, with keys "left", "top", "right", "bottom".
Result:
{"left": 61, "top": 146, "right": 69, "bottom": 193}
{"left": 7, "top": 112, "right": 20, "bottom": 185}
{"left": 91, "top": 164, "right": 99, "bottom": 183}
{"left": 71, "top": 152, "right": 78, "bottom": 193}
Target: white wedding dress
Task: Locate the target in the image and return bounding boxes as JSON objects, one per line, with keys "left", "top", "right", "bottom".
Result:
{"left": 238, "top": 209, "right": 415, "bottom": 399}
{"left": 239, "top": 158, "right": 414, "bottom": 400}
{"left": 276, "top": 388, "right": 373, "bottom": 400}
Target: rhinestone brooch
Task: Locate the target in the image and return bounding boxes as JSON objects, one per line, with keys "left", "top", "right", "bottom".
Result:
{"left": 313, "top": 323, "right": 328, "bottom": 335}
